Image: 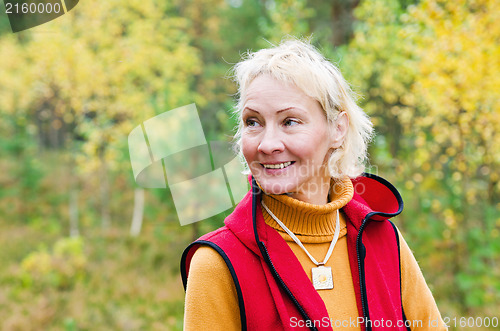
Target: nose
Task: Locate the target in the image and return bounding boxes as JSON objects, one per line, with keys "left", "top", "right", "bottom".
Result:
{"left": 257, "top": 127, "right": 285, "bottom": 154}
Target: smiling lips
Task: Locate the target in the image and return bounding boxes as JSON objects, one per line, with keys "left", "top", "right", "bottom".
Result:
{"left": 261, "top": 161, "right": 294, "bottom": 169}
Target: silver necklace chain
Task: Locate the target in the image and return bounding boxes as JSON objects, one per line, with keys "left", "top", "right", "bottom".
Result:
{"left": 261, "top": 200, "right": 340, "bottom": 266}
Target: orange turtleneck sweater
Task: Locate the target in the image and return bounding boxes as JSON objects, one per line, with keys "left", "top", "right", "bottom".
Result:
{"left": 183, "top": 178, "right": 445, "bottom": 330}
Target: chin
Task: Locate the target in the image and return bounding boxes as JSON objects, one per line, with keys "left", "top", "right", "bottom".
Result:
{"left": 257, "top": 178, "right": 298, "bottom": 195}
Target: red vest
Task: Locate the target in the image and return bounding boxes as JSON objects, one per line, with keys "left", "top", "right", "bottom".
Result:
{"left": 181, "top": 174, "right": 408, "bottom": 331}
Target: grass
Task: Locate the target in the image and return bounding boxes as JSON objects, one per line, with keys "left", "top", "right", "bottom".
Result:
{"left": 0, "top": 219, "right": 191, "bottom": 331}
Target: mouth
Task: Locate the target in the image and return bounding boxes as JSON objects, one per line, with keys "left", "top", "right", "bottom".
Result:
{"left": 261, "top": 161, "right": 294, "bottom": 169}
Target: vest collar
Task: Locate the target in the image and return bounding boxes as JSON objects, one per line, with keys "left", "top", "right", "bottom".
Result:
{"left": 225, "top": 173, "right": 404, "bottom": 254}
{"left": 344, "top": 173, "right": 404, "bottom": 230}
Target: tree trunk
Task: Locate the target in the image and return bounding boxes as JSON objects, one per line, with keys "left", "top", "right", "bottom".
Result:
{"left": 192, "top": 221, "right": 199, "bottom": 242}
{"left": 130, "top": 188, "right": 145, "bottom": 237}
{"left": 100, "top": 154, "right": 111, "bottom": 230}
{"left": 69, "top": 188, "right": 79, "bottom": 237}
{"left": 330, "top": 0, "right": 360, "bottom": 46}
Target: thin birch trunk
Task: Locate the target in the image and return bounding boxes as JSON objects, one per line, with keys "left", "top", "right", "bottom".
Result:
{"left": 100, "top": 154, "right": 111, "bottom": 230}
{"left": 69, "top": 188, "right": 79, "bottom": 237}
{"left": 130, "top": 188, "right": 145, "bottom": 237}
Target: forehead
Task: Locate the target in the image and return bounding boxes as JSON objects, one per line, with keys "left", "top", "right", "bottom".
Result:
{"left": 243, "top": 74, "right": 316, "bottom": 112}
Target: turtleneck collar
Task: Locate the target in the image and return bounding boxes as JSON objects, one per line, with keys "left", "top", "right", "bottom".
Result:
{"left": 261, "top": 177, "right": 354, "bottom": 243}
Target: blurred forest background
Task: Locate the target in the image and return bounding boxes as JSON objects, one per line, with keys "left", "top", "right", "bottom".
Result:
{"left": 0, "top": 0, "right": 498, "bottom": 330}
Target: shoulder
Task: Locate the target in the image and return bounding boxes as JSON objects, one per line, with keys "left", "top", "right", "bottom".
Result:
{"left": 393, "top": 225, "right": 420, "bottom": 266}
{"left": 181, "top": 225, "right": 241, "bottom": 286}
{"left": 190, "top": 245, "right": 233, "bottom": 275}
{"left": 384, "top": 223, "right": 423, "bottom": 271}
{"left": 183, "top": 237, "right": 239, "bottom": 295}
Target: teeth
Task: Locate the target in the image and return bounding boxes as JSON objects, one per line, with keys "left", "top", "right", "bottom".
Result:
{"left": 263, "top": 161, "right": 292, "bottom": 169}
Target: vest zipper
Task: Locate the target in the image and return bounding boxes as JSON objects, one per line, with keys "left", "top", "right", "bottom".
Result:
{"left": 252, "top": 177, "right": 318, "bottom": 331}
{"left": 258, "top": 241, "right": 318, "bottom": 331}
{"left": 356, "top": 214, "right": 374, "bottom": 331}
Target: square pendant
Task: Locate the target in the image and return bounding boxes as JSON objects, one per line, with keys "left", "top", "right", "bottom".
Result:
{"left": 312, "top": 266, "right": 334, "bottom": 290}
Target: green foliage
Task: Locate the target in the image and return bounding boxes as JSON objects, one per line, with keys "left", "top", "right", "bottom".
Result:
{"left": 0, "top": 0, "right": 498, "bottom": 326}
{"left": 335, "top": 0, "right": 500, "bottom": 314}
{"left": 0, "top": 222, "right": 189, "bottom": 330}
{"left": 20, "top": 237, "right": 87, "bottom": 290}
{"left": 258, "top": 0, "right": 314, "bottom": 44}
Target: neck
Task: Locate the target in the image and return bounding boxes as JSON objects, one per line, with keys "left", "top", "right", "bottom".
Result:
{"left": 261, "top": 177, "right": 354, "bottom": 241}
{"left": 287, "top": 179, "right": 332, "bottom": 205}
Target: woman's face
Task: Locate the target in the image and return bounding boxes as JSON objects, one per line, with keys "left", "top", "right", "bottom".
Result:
{"left": 241, "top": 74, "right": 344, "bottom": 204}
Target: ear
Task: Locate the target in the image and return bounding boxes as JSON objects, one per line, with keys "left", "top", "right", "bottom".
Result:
{"left": 330, "top": 112, "right": 349, "bottom": 149}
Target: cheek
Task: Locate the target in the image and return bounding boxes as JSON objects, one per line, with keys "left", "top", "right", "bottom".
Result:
{"left": 241, "top": 138, "right": 256, "bottom": 163}
{"left": 293, "top": 133, "right": 331, "bottom": 162}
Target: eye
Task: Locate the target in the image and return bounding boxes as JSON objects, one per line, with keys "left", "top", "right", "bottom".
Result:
{"left": 245, "top": 118, "right": 260, "bottom": 127}
{"left": 283, "top": 118, "right": 300, "bottom": 127}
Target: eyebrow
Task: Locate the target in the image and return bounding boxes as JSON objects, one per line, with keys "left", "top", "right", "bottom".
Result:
{"left": 243, "top": 106, "right": 295, "bottom": 114}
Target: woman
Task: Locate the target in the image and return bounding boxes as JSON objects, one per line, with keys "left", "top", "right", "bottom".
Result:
{"left": 181, "top": 40, "right": 446, "bottom": 331}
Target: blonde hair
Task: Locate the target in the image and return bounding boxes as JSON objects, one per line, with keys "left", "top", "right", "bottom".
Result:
{"left": 232, "top": 39, "right": 373, "bottom": 179}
